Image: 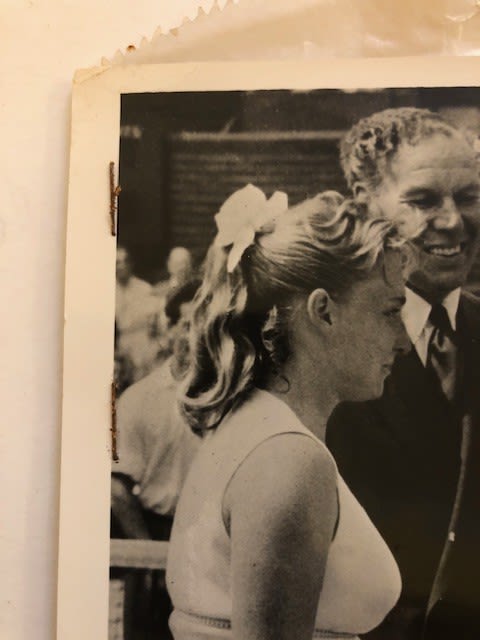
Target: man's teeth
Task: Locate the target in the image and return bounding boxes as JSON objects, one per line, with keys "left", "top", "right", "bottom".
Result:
{"left": 426, "top": 245, "right": 462, "bottom": 256}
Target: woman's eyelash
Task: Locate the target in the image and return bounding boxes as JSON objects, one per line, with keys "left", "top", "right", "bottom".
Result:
{"left": 383, "top": 308, "right": 402, "bottom": 317}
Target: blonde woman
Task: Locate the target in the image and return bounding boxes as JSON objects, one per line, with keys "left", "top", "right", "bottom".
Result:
{"left": 167, "top": 185, "right": 413, "bottom": 640}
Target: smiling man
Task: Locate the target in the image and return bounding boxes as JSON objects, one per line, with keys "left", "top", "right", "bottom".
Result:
{"left": 369, "top": 129, "right": 480, "bottom": 301}
{"left": 327, "top": 108, "right": 480, "bottom": 640}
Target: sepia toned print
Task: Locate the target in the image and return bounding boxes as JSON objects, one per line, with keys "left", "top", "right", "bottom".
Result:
{"left": 59, "top": 59, "right": 480, "bottom": 640}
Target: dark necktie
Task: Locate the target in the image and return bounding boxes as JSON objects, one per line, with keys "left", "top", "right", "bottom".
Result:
{"left": 427, "top": 304, "right": 457, "bottom": 402}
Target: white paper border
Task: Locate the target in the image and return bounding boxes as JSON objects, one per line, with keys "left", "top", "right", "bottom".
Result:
{"left": 58, "top": 57, "right": 480, "bottom": 639}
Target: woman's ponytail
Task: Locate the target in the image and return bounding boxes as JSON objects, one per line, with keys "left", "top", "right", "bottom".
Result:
{"left": 179, "top": 243, "right": 257, "bottom": 432}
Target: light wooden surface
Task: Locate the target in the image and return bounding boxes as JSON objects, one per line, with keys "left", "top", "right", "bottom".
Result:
{"left": 110, "top": 539, "right": 169, "bottom": 570}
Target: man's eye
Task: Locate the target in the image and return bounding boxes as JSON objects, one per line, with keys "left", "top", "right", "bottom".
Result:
{"left": 455, "top": 193, "right": 480, "bottom": 207}
{"left": 406, "top": 196, "right": 438, "bottom": 209}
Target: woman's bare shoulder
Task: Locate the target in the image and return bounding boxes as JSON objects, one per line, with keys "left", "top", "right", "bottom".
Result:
{"left": 224, "top": 432, "right": 337, "bottom": 531}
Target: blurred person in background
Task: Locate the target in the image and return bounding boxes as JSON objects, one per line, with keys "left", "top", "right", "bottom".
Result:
{"left": 111, "top": 278, "right": 202, "bottom": 640}
{"left": 166, "top": 247, "right": 194, "bottom": 291}
{"left": 150, "top": 247, "right": 194, "bottom": 350}
{"left": 115, "top": 246, "right": 159, "bottom": 382}
{"left": 155, "top": 278, "right": 203, "bottom": 367}
{"left": 114, "top": 322, "right": 134, "bottom": 396}
{"left": 111, "top": 277, "right": 202, "bottom": 541}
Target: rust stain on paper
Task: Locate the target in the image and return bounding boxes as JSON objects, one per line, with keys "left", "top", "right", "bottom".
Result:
{"left": 111, "top": 380, "right": 119, "bottom": 462}
{"left": 109, "top": 161, "right": 121, "bottom": 236}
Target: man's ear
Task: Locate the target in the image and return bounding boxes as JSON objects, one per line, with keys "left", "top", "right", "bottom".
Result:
{"left": 307, "top": 288, "right": 333, "bottom": 328}
{"left": 352, "top": 181, "right": 370, "bottom": 205}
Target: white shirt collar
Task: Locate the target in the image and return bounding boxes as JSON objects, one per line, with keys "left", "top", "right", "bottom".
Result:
{"left": 443, "top": 288, "right": 461, "bottom": 331}
{"left": 401, "top": 287, "right": 461, "bottom": 346}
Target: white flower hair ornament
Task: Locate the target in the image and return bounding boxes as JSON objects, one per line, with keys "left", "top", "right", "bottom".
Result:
{"left": 214, "top": 184, "right": 288, "bottom": 273}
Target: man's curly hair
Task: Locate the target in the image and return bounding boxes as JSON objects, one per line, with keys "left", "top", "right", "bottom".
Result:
{"left": 340, "top": 107, "right": 462, "bottom": 192}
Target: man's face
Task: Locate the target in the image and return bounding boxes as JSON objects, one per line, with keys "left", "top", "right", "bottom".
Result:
{"left": 116, "top": 248, "right": 132, "bottom": 284}
{"left": 370, "top": 132, "right": 480, "bottom": 301}
{"left": 167, "top": 248, "right": 192, "bottom": 283}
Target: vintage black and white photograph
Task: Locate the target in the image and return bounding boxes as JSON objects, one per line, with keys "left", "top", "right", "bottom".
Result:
{"left": 58, "top": 60, "right": 480, "bottom": 640}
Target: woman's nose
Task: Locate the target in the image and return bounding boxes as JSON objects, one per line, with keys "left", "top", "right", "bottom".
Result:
{"left": 431, "top": 198, "right": 463, "bottom": 231}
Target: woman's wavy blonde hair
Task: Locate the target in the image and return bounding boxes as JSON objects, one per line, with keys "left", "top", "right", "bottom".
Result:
{"left": 179, "top": 190, "right": 406, "bottom": 433}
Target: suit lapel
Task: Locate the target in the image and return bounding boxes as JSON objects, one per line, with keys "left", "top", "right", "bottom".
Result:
{"left": 381, "top": 347, "right": 456, "bottom": 457}
{"left": 425, "top": 293, "right": 480, "bottom": 631}
{"left": 381, "top": 292, "right": 480, "bottom": 457}
{"left": 457, "top": 293, "right": 480, "bottom": 413}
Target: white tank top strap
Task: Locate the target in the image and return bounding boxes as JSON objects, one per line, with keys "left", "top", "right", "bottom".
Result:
{"left": 211, "top": 388, "right": 337, "bottom": 489}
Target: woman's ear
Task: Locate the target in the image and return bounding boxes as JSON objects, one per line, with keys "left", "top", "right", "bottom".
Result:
{"left": 307, "top": 288, "right": 333, "bottom": 328}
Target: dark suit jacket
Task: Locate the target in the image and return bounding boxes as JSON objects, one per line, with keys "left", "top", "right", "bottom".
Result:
{"left": 326, "top": 291, "right": 480, "bottom": 640}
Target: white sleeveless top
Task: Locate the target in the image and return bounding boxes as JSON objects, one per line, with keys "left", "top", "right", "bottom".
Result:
{"left": 166, "top": 389, "right": 401, "bottom": 640}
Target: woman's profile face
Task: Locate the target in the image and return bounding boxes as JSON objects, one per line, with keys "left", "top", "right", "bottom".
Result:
{"left": 329, "top": 251, "right": 409, "bottom": 403}
{"left": 369, "top": 132, "right": 480, "bottom": 301}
